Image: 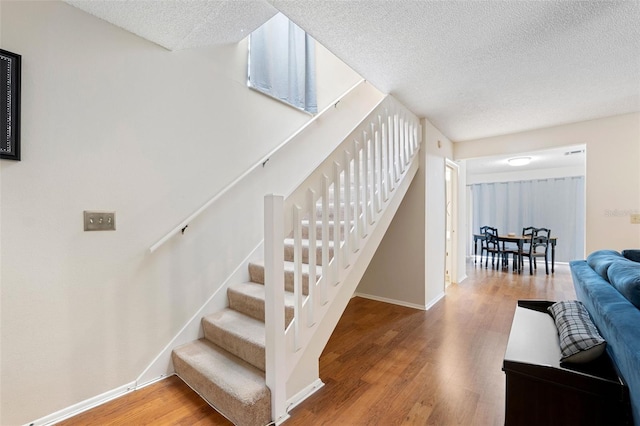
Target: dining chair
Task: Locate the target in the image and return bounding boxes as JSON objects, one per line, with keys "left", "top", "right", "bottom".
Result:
{"left": 515, "top": 226, "right": 536, "bottom": 271}
{"left": 478, "top": 225, "right": 491, "bottom": 265}
{"left": 502, "top": 243, "right": 520, "bottom": 272}
{"left": 522, "top": 228, "right": 551, "bottom": 274}
{"left": 482, "top": 226, "right": 505, "bottom": 269}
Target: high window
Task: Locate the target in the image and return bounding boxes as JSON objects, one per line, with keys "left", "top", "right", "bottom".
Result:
{"left": 248, "top": 13, "right": 317, "bottom": 114}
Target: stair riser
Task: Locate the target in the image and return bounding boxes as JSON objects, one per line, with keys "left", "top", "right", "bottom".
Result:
{"left": 227, "top": 287, "right": 294, "bottom": 328}
{"left": 202, "top": 317, "right": 265, "bottom": 372}
{"left": 315, "top": 204, "right": 358, "bottom": 220}
{"left": 284, "top": 243, "right": 334, "bottom": 265}
{"left": 248, "top": 263, "right": 311, "bottom": 295}
{"left": 301, "top": 221, "right": 345, "bottom": 240}
{"left": 171, "top": 340, "right": 271, "bottom": 426}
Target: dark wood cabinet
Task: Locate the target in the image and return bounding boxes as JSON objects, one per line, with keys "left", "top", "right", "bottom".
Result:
{"left": 503, "top": 301, "right": 631, "bottom": 426}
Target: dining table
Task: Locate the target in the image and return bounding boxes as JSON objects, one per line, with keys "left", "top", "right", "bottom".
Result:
{"left": 473, "top": 233, "right": 558, "bottom": 273}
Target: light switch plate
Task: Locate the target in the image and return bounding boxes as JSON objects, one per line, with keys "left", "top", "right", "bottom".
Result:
{"left": 84, "top": 211, "right": 116, "bottom": 231}
{"left": 631, "top": 214, "right": 640, "bottom": 224}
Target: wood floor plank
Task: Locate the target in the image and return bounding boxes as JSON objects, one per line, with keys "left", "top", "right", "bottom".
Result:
{"left": 58, "top": 261, "right": 576, "bottom": 425}
{"left": 57, "top": 376, "right": 232, "bottom": 426}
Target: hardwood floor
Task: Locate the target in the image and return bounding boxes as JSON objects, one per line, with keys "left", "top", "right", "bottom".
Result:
{"left": 58, "top": 261, "right": 576, "bottom": 425}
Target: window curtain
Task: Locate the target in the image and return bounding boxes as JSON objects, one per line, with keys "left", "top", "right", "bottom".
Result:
{"left": 249, "top": 13, "right": 317, "bottom": 113}
{"left": 470, "top": 176, "right": 585, "bottom": 262}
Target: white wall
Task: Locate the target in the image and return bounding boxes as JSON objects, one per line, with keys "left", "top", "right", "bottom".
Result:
{"left": 356, "top": 146, "right": 426, "bottom": 308}
{"left": 455, "top": 113, "right": 640, "bottom": 253}
{"left": 423, "top": 120, "right": 455, "bottom": 307}
{"left": 0, "top": 1, "right": 365, "bottom": 424}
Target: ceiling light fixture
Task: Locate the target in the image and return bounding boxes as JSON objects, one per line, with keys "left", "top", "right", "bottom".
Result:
{"left": 507, "top": 156, "right": 532, "bottom": 167}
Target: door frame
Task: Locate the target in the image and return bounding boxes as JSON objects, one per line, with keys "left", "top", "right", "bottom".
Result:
{"left": 445, "top": 159, "right": 459, "bottom": 286}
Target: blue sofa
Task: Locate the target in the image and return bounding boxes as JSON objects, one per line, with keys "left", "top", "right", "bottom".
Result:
{"left": 570, "top": 249, "right": 640, "bottom": 425}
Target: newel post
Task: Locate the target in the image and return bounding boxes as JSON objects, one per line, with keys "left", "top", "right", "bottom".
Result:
{"left": 264, "top": 194, "right": 287, "bottom": 423}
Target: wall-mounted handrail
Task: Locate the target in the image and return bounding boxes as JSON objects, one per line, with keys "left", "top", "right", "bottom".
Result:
{"left": 149, "top": 78, "right": 366, "bottom": 253}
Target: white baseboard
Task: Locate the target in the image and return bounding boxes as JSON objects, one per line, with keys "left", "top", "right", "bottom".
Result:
{"left": 354, "top": 292, "right": 427, "bottom": 310}
{"left": 286, "top": 378, "right": 325, "bottom": 413}
{"left": 425, "top": 292, "right": 445, "bottom": 310}
{"left": 28, "top": 380, "right": 137, "bottom": 426}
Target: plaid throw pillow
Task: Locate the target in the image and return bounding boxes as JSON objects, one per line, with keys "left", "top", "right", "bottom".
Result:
{"left": 548, "top": 300, "right": 606, "bottom": 363}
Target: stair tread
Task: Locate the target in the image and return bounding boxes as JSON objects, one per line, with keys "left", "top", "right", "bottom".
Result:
{"left": 301, "top": 219, "right": 347, "bottom": 226}
{"left": 284, "top": 238, "right": 335, "bottom": 248}
{"left": 250, "top": 259, "right": 323, "bottom": 275}
{"left": 204, "top": 308, "right": 265, "bottom": 347}
{"left": 229, "top": 281, "right": 296, "bottom": 306}
{"left": 228, "top": 282, "right": 296, "bottom": 328}
{"left": 301, "top": 219, "right": 353, "bottom": 228}
{"left": 173, "top": 339, "right": 268, "bottom": 395}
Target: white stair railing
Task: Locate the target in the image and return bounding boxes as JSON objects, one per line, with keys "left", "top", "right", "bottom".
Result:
{"left": 264, "top": 95, "right": 421, "bottom": 423}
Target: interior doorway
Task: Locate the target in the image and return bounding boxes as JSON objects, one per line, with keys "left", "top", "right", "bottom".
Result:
{"left": 445, "top": 160, "right": 459, "bottom": 286}
{"left": 464, "top": 145, "right": 586, "bottom": 264}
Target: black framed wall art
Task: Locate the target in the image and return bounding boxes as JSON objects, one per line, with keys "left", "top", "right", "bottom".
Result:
{"left": 1, "top": 48, "right": 21, "bottom": 161}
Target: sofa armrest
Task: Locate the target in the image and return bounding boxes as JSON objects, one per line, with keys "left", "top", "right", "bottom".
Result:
{"left": 622, "top": 249, "right": 640, "bottom": 263}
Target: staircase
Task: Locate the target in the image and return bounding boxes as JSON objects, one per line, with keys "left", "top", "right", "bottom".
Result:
{"left": 171, "top": 95, "right": 421, "bottom": 425}
{"left": 172, "top": 218, "right": 330, "bottom": 425}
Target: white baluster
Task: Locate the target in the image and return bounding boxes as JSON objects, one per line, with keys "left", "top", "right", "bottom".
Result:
{"left": 292, "top": 204, "right": 303, "bottom": 351}
{"left": 398, "top": 117, "right": 407, "bottom": 174}
{"left": 306, "top": 189, "right": 316, "bottom": 328}
{"left": 264, "top": 194, "right": 286, "bottom": 423}
{"left": 352, "top": 139, "right": 361, "bottom": 249}
{"left": 394, "top": 114, "right": 401, "bottom": 181}
{"left": 381, "top": 120, "right": 389, "bottom": 202}
{"left": 343, "top": 151, "right": 351, "bottom": 267}
{"left": 388, "top": 114, "right": 395, "bottom": 191}
{"left": 370, "top": 122, "right": 378, "bottom": 215}
{"left": 333, "top": 161, "right": 341, "bottom": 285}
{"left": 409, "top": 123, "right": 416, "bottom": 158}
{"left": 361, "top": 130, "right": 369, "bottom": 235}
{"left": 374, "top": 127, "right": 383, "bottom": 213}
{"left": 368, "top": 124, "right": 376, "bottom": 225}
{"left": 404, "top": 119, "right": 410, "bottom": 167}
{"left": 320, "top": 175, "right": 330, "bottom": 305}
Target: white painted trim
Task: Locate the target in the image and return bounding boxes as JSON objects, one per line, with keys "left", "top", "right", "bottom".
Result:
{"left": 445, "top": 159, "right": 460, "bottom": 287}
{"left": 286, "top": 378, "right": 325, "bottom": 413}
{"left": 135, "top": 373, "right": 174, "bottom": 391}
{"left": 28, "top": 381, "right": 137, "bottom": 426}
{"left": 136, "top": 241, "right": 264, "bottom": 387}
{"left": 455, "top": 273, "right": 469, "bottom": 284}
{"left": 354, "top": 292, "right": 427, "bottom": 311}
{"left": 274, "top": 413, "right": 292, "bottom": 426}
{"left": 425, "top": 291, "right": 446, "bottom": 311}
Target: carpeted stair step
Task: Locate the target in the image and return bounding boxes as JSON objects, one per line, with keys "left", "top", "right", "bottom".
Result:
{"left": 227, "top": 281, "right": 295, "bottom": 328}
{"left": 172, "top": 339, "right": 271, "bottom": 426}
{"left": 248, "top": 260, "right": 321, "bottom": 294}
{"left": 284, "top": 238, "right": 334, "bottom": 265}
{"left": 327, "top": 187, "right": 358, "bottom": 199}
{"left": 315, "top": 202, "right": 356, "bottom": 220}
{"left": 202, "top": 308, "right": 266, "bottom": 371}
{"left": 301, "top": 219, "right": 345, "bottom": 240}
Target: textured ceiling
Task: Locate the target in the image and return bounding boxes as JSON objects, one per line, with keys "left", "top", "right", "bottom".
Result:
{"left": 65, "top": 0, "right": 278, "bottom": 50}
{"left": 66, "top": 0, "right": 640, "bottom": 143}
